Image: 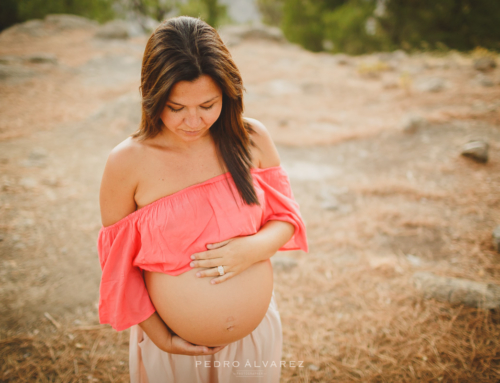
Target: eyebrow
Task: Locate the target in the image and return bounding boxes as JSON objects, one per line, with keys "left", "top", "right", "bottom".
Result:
{"left": 167, "top": 95, "right": 219, "bottom": 106}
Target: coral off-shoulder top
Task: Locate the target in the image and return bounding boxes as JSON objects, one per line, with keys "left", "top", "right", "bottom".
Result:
{"left": 97, "top": 165, "right": 309, "bottom": 331}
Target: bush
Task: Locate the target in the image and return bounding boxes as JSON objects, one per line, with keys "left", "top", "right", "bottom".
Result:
{"left": 323, "top": 0, "right": 393, "bottom": 54}
{"left": 278, "top": 0, "right": 390, "bottom": 54}
{"left": 379, "top": 0, "right": 500, "bottom": 52}
{"left": 257, "top": 0, "right": 284, "bottom": 26}
{"left": 280, "top": 0, "right": 325, "bottom": 52}
{"left": 0, "top": 0, "right": 115, "bottom": 31}
{"left": 177, "top": 0, "right": 230, "bottom": 28}
{"left": 260, "top": 0, "right": 500, "bottom": 54}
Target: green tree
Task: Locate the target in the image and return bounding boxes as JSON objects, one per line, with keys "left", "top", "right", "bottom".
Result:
{"left": 0, "top": 0, "right": 20, "bottom": 31}
{"left": 125, "top": 0, "right": 176, "bottom": 21}
{"left": 1, "top": 0, "right": 115, "bottom": 31}
{"left": 177, "top": 0, "right": 230, "bottom": 28}
{"left": 280, "top": 0, "right": 325, "bottom": 52}
{"left": 264, "top": 0, "right": 500, "bottom": 54}
{"left": 379, "top": 0, "right": 500, "bottom": 51}
{"left": 323, "top": 0, "right": 392, "bottom": 54}
{"left": 280, "top": 0, "right": 362, "bottom": 52}
{"left": 257, "top": 0, "right": 284, "bottom": 26}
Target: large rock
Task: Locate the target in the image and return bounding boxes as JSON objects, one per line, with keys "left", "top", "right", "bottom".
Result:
{"left": 1, "top": 19, "right": 47, "bottom": 37}
{"left": 0, "top": 54, "right": 57, "bottom": 65}
{"left": 44, "top": 14, "right": 98, "bottom": 30}
{"left": 95, "top": 20, "right": 131, "bottom": 39}
{"left": 461, "top": 140, "right": 489, "bottom": 163}
{"left": 218, "top": 24, "right": 286, "bottom": 47}
{"left": 1, "top": 14, "right": 97, "bottom": 38}
{"left": 400, "top": 114, "right": 427, "bottom": 134}
{"left": 332, "top": 53, "right": 352, "bottom": 66}
{"left": 376, "top": 49, "right": 408, "bottom": 63}
{"left": 475, "top": 73, "right": 494, "bottom": 87}
{"left": 0, "top": 64, "right": 36, "bottom": 81}
{"left": 25, "top": 53, "right": 58, "bottom": 64}
{"left": 493, "top": 226, "right": 500, "bottom": 253}
{"left": 416, "top": 77, "right": 446, "bottom": 92}
{"left": 474, "top": 56, "right": 497, "bottom": 72}
{"left": 413, "top": 271, "right": 500, "bottom": 309}
{"left": 0, "top": 56, "right": 23, "bottom": 65}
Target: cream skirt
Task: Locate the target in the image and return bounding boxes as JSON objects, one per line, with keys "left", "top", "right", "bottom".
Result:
{"left": 129, "top": 290, "right": 283, "bottom": 383}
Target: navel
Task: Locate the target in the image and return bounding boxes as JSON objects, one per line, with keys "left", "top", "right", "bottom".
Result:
{"left": 226, "top": 316, "right": 235, "bottom": 331}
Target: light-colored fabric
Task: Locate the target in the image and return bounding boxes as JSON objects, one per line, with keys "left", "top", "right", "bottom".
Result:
{"left": 130, "top": 291, "right": 283, "bottom": 383}
{"left": 97, "top": 165, "right": 309, "bottom": 331}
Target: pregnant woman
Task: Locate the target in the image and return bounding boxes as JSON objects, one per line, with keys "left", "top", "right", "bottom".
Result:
{"left": 97, "top": 16, "right": 308, "bottom": 383}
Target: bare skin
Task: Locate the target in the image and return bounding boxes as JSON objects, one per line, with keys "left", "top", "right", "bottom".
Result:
{"left": 99, "top": 74, "right": 294, "bottom": 355}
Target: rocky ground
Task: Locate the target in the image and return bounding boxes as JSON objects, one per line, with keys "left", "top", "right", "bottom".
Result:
{"left": 1, "top": 15, "right": 500, "bottom": 382}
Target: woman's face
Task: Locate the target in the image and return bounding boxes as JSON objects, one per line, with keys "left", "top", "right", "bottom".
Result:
{"left": 160, "top": 74, "right": 223, "bottom": 142}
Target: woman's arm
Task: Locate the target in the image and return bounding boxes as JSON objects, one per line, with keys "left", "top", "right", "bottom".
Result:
{"left": 191, "top": 118, "right": 306, "bottom": 283}
{"left": 192, "top": 218, "right": 295, "bottom": 284}
{"left": 100, "top": 140, "right": 227, "bottom": 355}
{"left": 240, "top": 219, "right": 295, "bottom": 263}
{"left": 140, "top": 312, "right": 228, "bottom": 355}
{"left": 99, "top": 139, "right": 139, "bottom": 227}
{"left": 240, "top": 117, "right": 297, "bottom": 260}
{"left": 139, "top": 312, "right": 173, "bottom": 352}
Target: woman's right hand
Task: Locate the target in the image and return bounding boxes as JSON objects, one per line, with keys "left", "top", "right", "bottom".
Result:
{"left": 140, "top": 312, "right": 228, "bottom": 356}
{"left": 168, "top": 334, "right": 229, "bottom": 356}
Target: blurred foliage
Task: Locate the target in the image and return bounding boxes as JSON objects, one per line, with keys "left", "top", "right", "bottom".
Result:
{"left": 177, "top": 0, "right": 230, "bottom": 28}
{"left": 356, "top": 60, "right": 390, "bottom": 77}
{"left": 256, "top": 0, "right": 284, "bottom": 26}
{"left": 122, "top": 0, "right": 230, "bottom": 28}
{"left": 0, "top": 0, "right": 229, "bottom": 32}
{"left": 257, "top": 0, "right": 500, "bottom": 54}
{"left": 280, "top": 0, "right": 325, "bottom": 51}
{"left": 323, "top": 0, "right": 392, "bottom": 54}
{"left": 471, "top": 47, "right": 497, "bottom": 60}
{"left": 379, "top": 0, "right": 500, "bottom": 52}
{"left": 119, "top": 0, "right": 175, "bottom": 21}
{"left": 0, "top": 0, "right": 115, "bottom": 31}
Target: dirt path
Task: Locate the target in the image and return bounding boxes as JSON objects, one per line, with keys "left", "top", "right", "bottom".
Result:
{"left": 1, "top": 20, "right": 500, "bottom": 382}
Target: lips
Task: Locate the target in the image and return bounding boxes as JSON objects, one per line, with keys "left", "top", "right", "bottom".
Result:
{"left": 183, "top": 129, "right": 201, "bottom": 134}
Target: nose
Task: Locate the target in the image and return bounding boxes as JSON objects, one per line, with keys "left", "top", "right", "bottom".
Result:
{"left": 184, "top": 110, "right": 201, "bottom": 130}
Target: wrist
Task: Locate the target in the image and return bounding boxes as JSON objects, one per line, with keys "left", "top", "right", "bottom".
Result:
{"left": 139, "top": 312, "right": 173, "bottom": 352}
{"left": 247, "top": 232, "right": 274, "bottom": 263}
{"left": 159, "top": 332, "right": 173, "bottom": 353}
{"left": 251, "top": 220, "right": 295, "bottom": 262}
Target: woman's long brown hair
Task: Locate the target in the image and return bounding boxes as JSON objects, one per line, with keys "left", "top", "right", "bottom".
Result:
{"left": 132, "top": 16, "right": 259, "bottom": 206}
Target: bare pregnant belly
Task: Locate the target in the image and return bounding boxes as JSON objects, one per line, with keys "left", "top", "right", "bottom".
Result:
{"left": 144, "top": 259, "right": 274, "bottom": 347}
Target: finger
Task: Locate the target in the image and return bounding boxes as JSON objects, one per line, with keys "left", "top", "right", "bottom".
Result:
{"left": 203, "top": 346, "right": 226, "bottom": 355}
{"left": 189, "top": 345, "right": 223, "bottom": 356}
{"left": 190, "top": 258, "right": 223, "bottom": 269}
{"left": 201, "top": 343, "right": 230, "bottom": 353}
{"left": 175, "top": 337, "right": 211, "bottom": 355}
{"left": 194, "top": 266, "right": 228, "bottom": 278}
{"left": 210, "top": 271, "right": 235, "bottom": 285}
{"left": 207, "top": 240, "right": 231, "bottom": 250}
{"left": 209, "top": 345, "right": 227, "bottom": 354}
{"left": 191, "top": 249, "right": 220, "bottom": 261}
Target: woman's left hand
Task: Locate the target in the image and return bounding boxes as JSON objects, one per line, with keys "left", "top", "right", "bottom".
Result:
{"left": 189, "top": 235, "right": 259, "bottom": 285}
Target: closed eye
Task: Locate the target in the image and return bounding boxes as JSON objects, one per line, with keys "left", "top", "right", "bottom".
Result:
{"left": 168, "top": 106, "right": 183, "bottom": 113}
{"left": 167, "top": 104, "right": 215, "bottom": 112}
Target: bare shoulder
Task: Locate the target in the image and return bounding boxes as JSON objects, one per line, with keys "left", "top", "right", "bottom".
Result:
{"left": 244, "top": 117, "right": 281, "bottom": 169}
{"left": 99, "top": 137, "right": 144, "bottom": 227}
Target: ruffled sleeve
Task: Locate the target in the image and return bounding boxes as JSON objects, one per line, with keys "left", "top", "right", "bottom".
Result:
{"left": 257, "top": 166, "right": 309, "bottom": 253}
{"left": 97, "top": 219, "right": 156, "bottom": 331}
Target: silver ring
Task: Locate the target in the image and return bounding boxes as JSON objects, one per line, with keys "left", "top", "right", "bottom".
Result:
{"left": 218, "top": 265, "right": 225, "bottom": 276}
